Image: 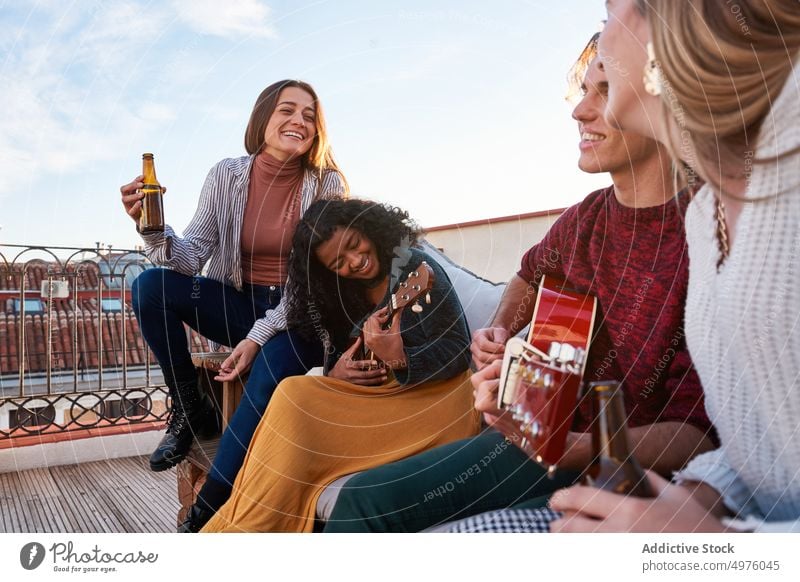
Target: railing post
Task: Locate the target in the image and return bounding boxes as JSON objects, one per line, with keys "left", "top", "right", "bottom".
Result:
{"left": 45, "top": 273, "right": 53, "bottom": 395}
{"left": 18, "top": 282, "right": 25, "bottom": 397}
{"left": 121, "top": 276, "right": 128, "bottom": 390}
{"left": 97, "top": 279, "right": 103, "bottom": 391}
{"left": 146, "top": 346, "right": 151, "bottom": 388}
{"left": 72, "top": 271, "right": 78, "bottom": 392}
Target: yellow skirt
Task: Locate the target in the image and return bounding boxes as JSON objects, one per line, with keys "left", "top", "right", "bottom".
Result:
{"left": 202, "top": 370, "right": 480, "bottom": 532}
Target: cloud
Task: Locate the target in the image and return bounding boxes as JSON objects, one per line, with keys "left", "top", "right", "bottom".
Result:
{"left": 137, "top": 103, "right": 177, "bottom": 123}
{"left": 0, "top": 2, "right": 178, "bottom": 197}
{"left": 371, "top": 44, "right": 467, "bottom": 84}
{"left": 172, "top": 0, "right": 276, "bottom": 39}
{"left": 0, "top": 0, "right": 276, "bottom": 198}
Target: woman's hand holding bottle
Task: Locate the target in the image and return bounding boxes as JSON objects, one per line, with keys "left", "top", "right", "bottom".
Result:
{"left": 119, "top": 175, "right": 167, "bottom": 224}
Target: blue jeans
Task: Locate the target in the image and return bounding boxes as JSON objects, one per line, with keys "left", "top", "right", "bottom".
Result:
{"left": 131, "top": 268, "right": 324, "bottom": 497}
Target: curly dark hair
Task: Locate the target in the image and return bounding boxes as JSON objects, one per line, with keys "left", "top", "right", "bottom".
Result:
{"left": 285, "top": 198, "right": 421, "bottom": 348}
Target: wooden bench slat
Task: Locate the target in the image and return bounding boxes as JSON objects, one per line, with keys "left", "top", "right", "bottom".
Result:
{"left": 186, "top": 437, "right": 220, "bottom": 472}
{"left": 191, "top": 352, "right": 228, "bottom": 369}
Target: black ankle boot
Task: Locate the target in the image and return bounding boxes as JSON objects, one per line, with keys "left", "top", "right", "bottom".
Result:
{"left": 177, "top": 504, "right": 215, "bottom": 533}
{"left": 150, "top": 381, "right": 217, "bottom": 472}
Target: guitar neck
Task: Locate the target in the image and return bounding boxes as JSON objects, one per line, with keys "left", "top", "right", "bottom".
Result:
{"left": 355, "top": 261, "right": 435, "bottom": 361}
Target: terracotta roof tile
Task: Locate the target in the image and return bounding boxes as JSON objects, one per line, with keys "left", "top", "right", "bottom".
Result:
{"left": 1, "top": 260, "right": 211, "bottom": 377}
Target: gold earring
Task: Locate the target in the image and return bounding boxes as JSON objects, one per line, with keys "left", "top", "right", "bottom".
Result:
{"left": 643, "top": 42, "right": 662, "bottom": 96}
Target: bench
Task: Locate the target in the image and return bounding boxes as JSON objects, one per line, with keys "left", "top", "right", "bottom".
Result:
{"left": 189, "top": 352, "right": 243, "bottom": 432}
{"left": 173, "top": 241, "right": 508, "bottom": 527}
{"left": 176, "top": 352, "right": 243, "bottom": 525}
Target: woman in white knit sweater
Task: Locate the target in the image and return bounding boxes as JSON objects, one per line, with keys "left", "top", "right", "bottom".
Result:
{"left": 549, "top": 0, "right": 800, "bottom": 532}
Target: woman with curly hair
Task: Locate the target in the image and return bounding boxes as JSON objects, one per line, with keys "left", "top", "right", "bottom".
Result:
{"left": 201, "top": 199, "right": 481, "bottom": 532}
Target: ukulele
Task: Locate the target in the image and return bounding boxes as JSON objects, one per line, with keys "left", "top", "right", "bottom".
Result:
{"left": 495, "top": 275, "right": 598, "bottom": 476}
{"left": 329, "top": 262, "right": 436, "bottom": 373}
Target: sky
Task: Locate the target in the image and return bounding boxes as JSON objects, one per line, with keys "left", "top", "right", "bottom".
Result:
{"left": 0, "top": 0, "right": 608, "bottom": 251}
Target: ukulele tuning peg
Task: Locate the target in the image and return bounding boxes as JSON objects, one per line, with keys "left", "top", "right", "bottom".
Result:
{"left": 411, "top": 302, "right": 423, "bottom": 314}
{"left": 425, "top": 292, "right": 431, "bottom": 304}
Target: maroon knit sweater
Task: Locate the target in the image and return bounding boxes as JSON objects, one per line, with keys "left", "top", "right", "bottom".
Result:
{"left": 518, "top": 186, "right": 713, "bottom": 437}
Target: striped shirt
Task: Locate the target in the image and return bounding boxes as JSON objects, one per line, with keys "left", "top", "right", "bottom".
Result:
{"left": 140, "top": 154, "right": 346, "bottom": 345}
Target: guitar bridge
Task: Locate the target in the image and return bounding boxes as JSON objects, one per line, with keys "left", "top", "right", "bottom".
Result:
{"left": 547, "top": 341, "right": 586, "bottom": 375}
{"left": 496, "top": 337, "right": 586, "bottom": 471}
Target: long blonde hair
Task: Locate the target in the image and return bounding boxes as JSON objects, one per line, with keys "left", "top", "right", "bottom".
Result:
{"left": 637, "top": 0, "right": 800, "bottom": 195}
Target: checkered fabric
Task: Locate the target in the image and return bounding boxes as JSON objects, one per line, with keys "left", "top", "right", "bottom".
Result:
{"left": 445, "top": 507, "right": 562, "bottom": 533}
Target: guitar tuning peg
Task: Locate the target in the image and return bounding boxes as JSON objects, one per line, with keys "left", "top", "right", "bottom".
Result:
{"left": 425, "top": 292, "right": 431, "bottom": 304}
{"left": 411, "top": 302, "right": 423, "bottom": 314}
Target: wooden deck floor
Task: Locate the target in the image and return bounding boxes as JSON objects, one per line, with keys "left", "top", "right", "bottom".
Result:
{"left": 0, "top": 456, "right": 178, "bottom": 533}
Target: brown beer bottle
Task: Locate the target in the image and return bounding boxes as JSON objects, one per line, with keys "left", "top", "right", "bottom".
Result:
{"left": 139, "top": 153, "right": 164, "bottom": 233}
{"left": 583, "top": 381, "right": 655, "bottom": 498}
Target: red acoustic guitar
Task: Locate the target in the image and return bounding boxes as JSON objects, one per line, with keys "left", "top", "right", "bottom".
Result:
{"left": 496, "top": 275, "right": 598, "bottom": 475}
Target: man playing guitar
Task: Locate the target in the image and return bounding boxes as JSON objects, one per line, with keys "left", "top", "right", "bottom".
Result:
{"left": 323, "top": 34, "right": 717, "bottom": 532}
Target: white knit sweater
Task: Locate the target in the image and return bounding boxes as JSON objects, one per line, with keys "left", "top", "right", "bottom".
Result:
{"left": 677, "top": 54, "right": 800, "bottom": 532}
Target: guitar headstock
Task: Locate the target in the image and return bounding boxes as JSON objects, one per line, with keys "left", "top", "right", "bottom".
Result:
{"left": 391, "top": 261, "right": 436, "bottom": 313}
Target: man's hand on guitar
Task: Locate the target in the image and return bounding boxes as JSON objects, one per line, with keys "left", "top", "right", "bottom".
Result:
{"left": 470, "top": 327, "right": 510, "bottom": 370}
{"left": 362, "top": 306, "right": 407, "bottom": 368}
{"left": 471, "top": 359, "right": 509, "bottom": 423}
{"left": 328, "top": 337, "right": 388, "bottom": 385}
{"left": 472, "top": 359, "right": 531, "bottom": 440}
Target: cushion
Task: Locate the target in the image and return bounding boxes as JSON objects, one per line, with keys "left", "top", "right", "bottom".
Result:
{"left": 417, "top": 240, "right": 506, "bottom": 334}
{"left": 316, "top": 473, "right": 358, "bottom": 521}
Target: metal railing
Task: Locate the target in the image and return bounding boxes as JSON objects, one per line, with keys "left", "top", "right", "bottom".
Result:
{"left": 0, "top": 244, "right": 172, "bottom": 440}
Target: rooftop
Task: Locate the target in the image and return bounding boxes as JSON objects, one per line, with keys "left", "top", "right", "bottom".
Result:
{"left": 0, "top": 455, "right": 177, "bottom": 533}
{"left": 1, "top": 244, "right": 181, "bottom": 533}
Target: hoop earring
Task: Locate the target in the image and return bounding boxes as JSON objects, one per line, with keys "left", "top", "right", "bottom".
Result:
{"left": 643, "top": 42, "right": 662, "bottom": 96}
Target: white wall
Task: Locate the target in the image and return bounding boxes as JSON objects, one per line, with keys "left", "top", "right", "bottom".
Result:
{"left": 424, "top": 212, "right": 562, "bottom": 283}
{"left": 0, "top": 430, "right": 164, "bottom": 473}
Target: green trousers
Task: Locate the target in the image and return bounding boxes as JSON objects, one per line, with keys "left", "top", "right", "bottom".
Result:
{"left": 323, "top": 429, "right": 580, "bottom": 532}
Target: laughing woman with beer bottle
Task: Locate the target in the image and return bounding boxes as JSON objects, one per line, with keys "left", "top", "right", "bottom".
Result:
{"left": 119, "top": 80, "right": 347, "bottom": 532}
